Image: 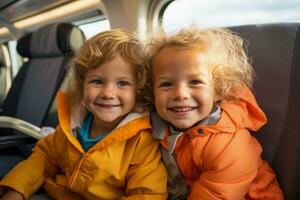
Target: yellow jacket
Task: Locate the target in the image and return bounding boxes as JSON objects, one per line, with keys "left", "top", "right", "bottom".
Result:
{"left": 0, "top": 91, "right": 167, "bottom": 200}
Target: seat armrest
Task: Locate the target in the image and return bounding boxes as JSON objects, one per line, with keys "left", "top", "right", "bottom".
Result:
{"left": 0, "top": 116, "right": 42, "bottom": 139}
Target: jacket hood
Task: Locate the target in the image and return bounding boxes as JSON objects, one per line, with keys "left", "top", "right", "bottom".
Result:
{"left": 195, "top": 86, "right": 267, "bottom": 135}
{"left": 221, "top": 86, "right": 267, "bottom": 131}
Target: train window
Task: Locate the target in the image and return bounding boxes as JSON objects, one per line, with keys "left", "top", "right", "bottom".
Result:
{"left": 161, "top": 0, "right": 300, "bottom": 32}
{"left": 78, "top": 19, "right": 110, "bottom": 39}
{"left": 7, "top": 41, "right": 23, "bottom": 78}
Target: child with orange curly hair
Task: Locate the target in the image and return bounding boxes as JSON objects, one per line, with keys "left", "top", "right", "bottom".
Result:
{"left": 146, "top": 27, "right": 284, "bottom": 200}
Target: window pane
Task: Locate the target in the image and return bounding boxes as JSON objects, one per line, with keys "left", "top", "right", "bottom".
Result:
{"left": 8, "top": 40, "right": 23, "bottom": 78}
{"left": 79, "top": 19, "right": 110, "bottom": 39}
{"left": 162, "top": 0, "right": 300, "bottom": 32}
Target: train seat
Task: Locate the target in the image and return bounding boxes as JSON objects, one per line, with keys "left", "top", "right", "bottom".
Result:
{"left": 0, "top": 22, "right": 85, "bottom": 177}
{"left": 230, "top": 23, "right": 300, "bottom": 200}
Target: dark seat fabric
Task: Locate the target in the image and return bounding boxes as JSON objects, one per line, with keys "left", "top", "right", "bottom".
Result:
{"left": 0, "top": 23, "right": 85, "bottom": 177}
{"left": 230, "top": 23, "right": 300, "bottom": 200}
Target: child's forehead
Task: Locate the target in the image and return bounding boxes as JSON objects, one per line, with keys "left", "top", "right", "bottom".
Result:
{"left": 152, "top": 47, "right": 207, "bottom": 75}
{"left": 88, "top": 54, "right": 135, "bottom": 74}
{"left": 154, "top": 47, "right": 204, "bottom": 63}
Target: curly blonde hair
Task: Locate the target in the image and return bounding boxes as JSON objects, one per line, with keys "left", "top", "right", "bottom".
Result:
{"left": 145, "top": 27, "right": 254, "bottom": 106}
{"left": 67, "top": 29, "right": 147, "bottom": 111}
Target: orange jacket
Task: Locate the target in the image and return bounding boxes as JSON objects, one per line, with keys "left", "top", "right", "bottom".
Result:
{"left": 157, "top": 87, "right": 284, "bottom": 200}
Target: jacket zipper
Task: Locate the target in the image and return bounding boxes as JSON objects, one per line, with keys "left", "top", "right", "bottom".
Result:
{"left": 68, "top": 153, "right": 85, "bottom": 189}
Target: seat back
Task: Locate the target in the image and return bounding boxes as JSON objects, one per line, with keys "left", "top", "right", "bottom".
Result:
{"left": 0, "top": 23, "right": 85, "bottom": 177}
{"left": 230, "top": 23, "right": 300, "bottom": 200}
{"left": 1, "top": 23, "right": 85, "bottom": 128}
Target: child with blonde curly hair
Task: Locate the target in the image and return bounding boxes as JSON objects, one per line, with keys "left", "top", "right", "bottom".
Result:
{"left": 146, "top": 27, "right": 284, "bottom": 200}
{"left": 0, "top": 29, "right": 167, "bottom": 200}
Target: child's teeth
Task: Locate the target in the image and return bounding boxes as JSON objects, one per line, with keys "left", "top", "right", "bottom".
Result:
{"left": 173, "top": 107, "right": 192, "bottom": 112}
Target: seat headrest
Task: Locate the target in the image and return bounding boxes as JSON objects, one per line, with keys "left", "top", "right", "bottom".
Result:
{"left": 17, "top": 23, "right": 85, "bottom": 58}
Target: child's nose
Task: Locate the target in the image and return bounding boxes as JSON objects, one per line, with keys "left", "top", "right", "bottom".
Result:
{"left": 100, "top": 84, "right": 115, "bottom": 99}
{"left": 173, "top": 84, "right": 190, "bottom": 101}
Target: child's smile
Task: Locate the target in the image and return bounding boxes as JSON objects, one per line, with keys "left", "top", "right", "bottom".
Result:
{"left": 153, "top": 47, "right": 216, "bottom": 130}
{"left": 94, "top": 102, "right": 121, "bottom": 109}
{"left": 167, "top": 105, "right": 198, "bottom": 115}
{"left": 83, "top": 54, "right": 136, "bottom": 133}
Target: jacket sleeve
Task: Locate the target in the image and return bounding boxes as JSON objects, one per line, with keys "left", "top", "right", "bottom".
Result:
{"left": 188, "top": 130, "right": 262, "bottom": 200}
{"left": 120, "top": 130, "right": 168, "bottom": 200}
{"left": 0, "top": 127, "right": 61, "bottom": 199}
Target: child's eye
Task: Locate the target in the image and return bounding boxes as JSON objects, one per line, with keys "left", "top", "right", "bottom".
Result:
{"left": 189, "top": 79, "right": 203, "bottom": 86}
{"left": 90, "top": 79, "right": 103, "bottom": 85}
{"left": 118, "top": 80, "right": 130, "bottom": 87}
{"left": 159, "top": 82, "right": 173, "bottom": 88}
